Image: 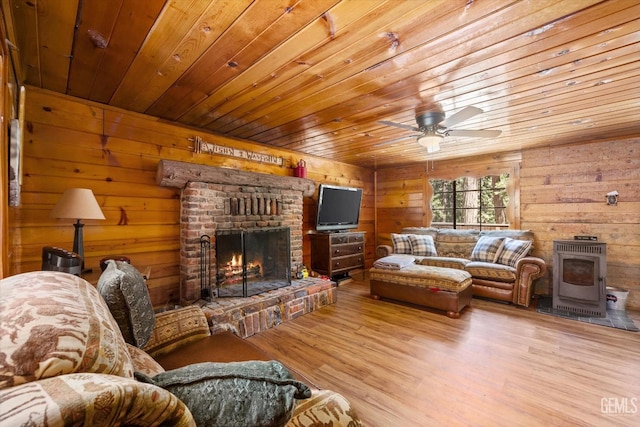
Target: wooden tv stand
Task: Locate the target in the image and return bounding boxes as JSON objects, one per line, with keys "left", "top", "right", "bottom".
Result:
{"left": 309, "top": 231, "right": 365, "bottom": 283}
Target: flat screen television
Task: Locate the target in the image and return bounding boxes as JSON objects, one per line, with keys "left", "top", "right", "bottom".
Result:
{"left": 315, "top": 184, "right": 363, "bottom": 232}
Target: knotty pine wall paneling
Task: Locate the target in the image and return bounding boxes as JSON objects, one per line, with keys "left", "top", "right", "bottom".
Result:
{"left": 375, "top": 151, "right": 522, "bottom": 246}
{"left": 9, "top": 86, "right": 374, "bottom": 307}
{"left": 521, "top": 138, "right": 639, "bottom": 309}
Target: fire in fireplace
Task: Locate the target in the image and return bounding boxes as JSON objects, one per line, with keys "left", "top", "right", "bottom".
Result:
{"left": 215, "top": 227, "right": 291, "bottom": 297}
{"left": 553, "top": 240, "right": 607, "bottom": 317}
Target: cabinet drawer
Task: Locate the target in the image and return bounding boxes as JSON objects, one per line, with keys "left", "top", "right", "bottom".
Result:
{"left": 331, "top": 233, "right": 364, "bottom": 245}
{"left": 332, "top": 242, "right": 364, "bottom": 257}
{"left": 331, "top": 254, "right": 364, "bottom": 271}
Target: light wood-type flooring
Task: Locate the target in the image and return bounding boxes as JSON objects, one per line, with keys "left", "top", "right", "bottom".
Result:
{"left": 247, "top": 275, "right": 640, "bottom": 426}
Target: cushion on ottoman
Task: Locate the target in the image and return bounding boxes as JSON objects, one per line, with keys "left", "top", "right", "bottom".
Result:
{"left": 370, "top": 264, "right": 472, "bottom": 293}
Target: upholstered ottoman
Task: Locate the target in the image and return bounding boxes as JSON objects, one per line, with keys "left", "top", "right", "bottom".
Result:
{"left": 370, "top": 264, "right": 473, "bottom": 318}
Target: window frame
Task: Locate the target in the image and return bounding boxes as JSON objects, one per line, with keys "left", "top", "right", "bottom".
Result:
{"left": 429, "top": 174, "right": 510, "bottom": 230}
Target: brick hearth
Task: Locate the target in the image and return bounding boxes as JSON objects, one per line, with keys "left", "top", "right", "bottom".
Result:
{"left": 156, "top": 160, "right": 333, "bottom": 337}
{"left": 197, "top": 277, "right": 336, "bottom": 338}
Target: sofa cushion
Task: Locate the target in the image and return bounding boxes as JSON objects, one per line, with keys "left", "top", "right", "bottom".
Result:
{"left": 480, "top": 229, "right": 534, "bottom": 241}
{"left": 408, "top": 234, "right": 437, "bottom": 257}
{"left": 465, "top": 261, "right": 517, "bottom": 282}
{"left": 127, "top": 344, "right": 165, "bottom": 377}
{"left": 471, "top": 236, "right": 505, "bottom": 263}
{"left": 434, "top": 229, "right": 480, "bottom": 258}
{"left": 137, "top": 361, "right": 311, "bottom": 427}
{"left": 402, "top": 227, "right": 439, "bottom": 239}
{"left": 0, "top": 373, "right": 194, "bottom": 426}
{"left": 143, "top": 305, "right": 211, "bottom": 359}
{"left": 98, "top": 260, "right": 155, "bottom": 348}
{"left": 0, "top": 271, "right": 134, "bottom": 390}
{"left": 417, "top": 256, "right": 468, "bottom": 270}
{"left": 495, "top": 238, "right": 533, "bottom": 267}
{"left": 391, "top": 233, "right": 413, "bottom": 254}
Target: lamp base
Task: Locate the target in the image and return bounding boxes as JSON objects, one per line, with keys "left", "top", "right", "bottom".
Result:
{"left": 73, "top": 219, "right": 86, "bottom": 272}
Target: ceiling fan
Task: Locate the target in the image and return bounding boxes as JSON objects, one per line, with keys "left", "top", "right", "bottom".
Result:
{"left": 376, "top": 106, "right": 501, "bottom": 153}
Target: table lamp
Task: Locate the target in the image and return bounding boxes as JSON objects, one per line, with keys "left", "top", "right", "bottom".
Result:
{"left": 50, "top": 188, "right": 105, "bottom": 273}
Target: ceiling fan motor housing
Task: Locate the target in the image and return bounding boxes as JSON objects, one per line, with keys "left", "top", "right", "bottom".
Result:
{"left": 416, "top": 111, "right": 445, "bottom": 132}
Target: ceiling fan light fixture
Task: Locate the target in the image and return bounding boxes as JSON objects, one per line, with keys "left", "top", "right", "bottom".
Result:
{"left": 417, "top": 134, "right": 443, "bottom": 152}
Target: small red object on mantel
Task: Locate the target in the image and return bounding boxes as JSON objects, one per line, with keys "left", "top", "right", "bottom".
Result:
{"left": 294, "top": 160, "right": 307, "bottom": 178}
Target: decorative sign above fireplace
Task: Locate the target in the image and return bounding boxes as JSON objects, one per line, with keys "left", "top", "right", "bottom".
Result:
{"left": 189, "top": 135, "right": 284, "bottom": 166}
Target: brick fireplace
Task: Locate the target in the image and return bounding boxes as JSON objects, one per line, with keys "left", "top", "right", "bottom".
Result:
{"left": 156, "top": 159, "right": 316, "bottom": 302}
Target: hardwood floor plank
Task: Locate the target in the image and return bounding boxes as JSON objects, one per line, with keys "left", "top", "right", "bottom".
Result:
{"left": 247, "top": 276, "right": 640, "bottom": 426}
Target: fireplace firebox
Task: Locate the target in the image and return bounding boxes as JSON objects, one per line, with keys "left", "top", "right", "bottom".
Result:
{"left": 553, "top": 240, "right": 607, "bottom": 317}
{"left": 215, "top": 227, "right": 291, "bottom": 297}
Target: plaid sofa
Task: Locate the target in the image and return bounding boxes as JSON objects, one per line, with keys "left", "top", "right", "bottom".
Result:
{"left": 376, "top": 228, "right": 547, "bottom": 307}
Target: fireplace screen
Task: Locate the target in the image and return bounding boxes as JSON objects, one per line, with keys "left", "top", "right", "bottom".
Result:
{"left": 215, "top": 227, "right": 291, "bottom": 297}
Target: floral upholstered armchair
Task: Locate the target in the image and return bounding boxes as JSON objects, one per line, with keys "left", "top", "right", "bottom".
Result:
{"left": 0, "top": 266, "right": 362, "bottom": 426}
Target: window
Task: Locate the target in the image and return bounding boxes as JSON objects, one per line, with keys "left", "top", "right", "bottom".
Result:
{"left": 430, "top": 174, "right": 509, "bottom": 229}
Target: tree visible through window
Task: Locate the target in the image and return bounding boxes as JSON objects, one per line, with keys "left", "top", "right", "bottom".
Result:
{"left": 430, "top": 174, "right": 509, "bottom": 229}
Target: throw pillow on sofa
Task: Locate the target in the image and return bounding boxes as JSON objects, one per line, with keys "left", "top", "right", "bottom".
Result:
{"left": 471, "top": 236, "right": 505, "bottom": 263}
{"left": 408, "top": 234, "right": 438, "bottom": 257}
{"left": 98, "top": 260, "right": 155, "bottom": 348}
{"left": 136, "top": 360, "right": 312, "bottom": 427}
{"left": 391, "top": 233, "right": 413, "bottom": 254}
{"left": 495, "top": 238, "right": 533, "bottom": 267}
{"left": 0, "top": 271, "right": 134, "bottom": 389}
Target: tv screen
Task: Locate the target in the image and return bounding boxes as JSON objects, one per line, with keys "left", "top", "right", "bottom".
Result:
{"left": 315, "top": 184, "right": 363, "bottom": 232}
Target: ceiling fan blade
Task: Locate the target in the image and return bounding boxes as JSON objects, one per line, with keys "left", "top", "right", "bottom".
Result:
{"left": 378, "top": 120, "right": 419, "bottom": 132}
{"left": 374, "top": 134, "right": 420, "bottom": 147}
{"left": 440, "top": 106, "right": 483, "bottom": 128}
{"left": 447, "top": 129, "right": 502, "bottom": 138}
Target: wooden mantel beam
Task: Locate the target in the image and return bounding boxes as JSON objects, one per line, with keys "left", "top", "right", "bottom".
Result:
{"left": 156, "top": 160, "right": 316, "bottom": 197}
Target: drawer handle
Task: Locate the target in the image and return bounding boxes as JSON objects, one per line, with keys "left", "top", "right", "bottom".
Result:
{"left": 334, "top": 249, "right": 340, "bottom": 254}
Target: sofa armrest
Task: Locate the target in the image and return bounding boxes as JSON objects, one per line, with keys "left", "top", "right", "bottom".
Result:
{"left": 376, "top": 245, "right": 394, "bottom": 258}
{"left": 0, "top": 373, "right": 195, "bottom": 426}
{"left": 143, "top": 305, "right": 211, "bottom": 359}
{"left": 514, "top": 256, "right": 547, "bottom": 307}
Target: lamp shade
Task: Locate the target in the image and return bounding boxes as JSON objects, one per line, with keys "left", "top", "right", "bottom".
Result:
{"left": 50, "top": 188, "right": 106, "bottom": 220}
{"left": 417, "top": 134, "right": 442, "bottom": 153}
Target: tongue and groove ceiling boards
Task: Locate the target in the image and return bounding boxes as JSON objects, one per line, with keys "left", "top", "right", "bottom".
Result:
{"left": 6, "top": 0, "right": 640, "bottom": 167}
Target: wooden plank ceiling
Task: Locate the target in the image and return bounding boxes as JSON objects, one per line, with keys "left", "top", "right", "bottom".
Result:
{"left": 5, "top": 0, "right": 640, "bottom": 168}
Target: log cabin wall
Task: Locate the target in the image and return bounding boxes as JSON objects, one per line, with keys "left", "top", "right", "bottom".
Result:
{"left": 521, "top": 139, "right": 639, "bottom": 310}
{"left": 375, "top": 140, "right": 639, "bottom": 310}
{"left": 9, "top": 86, "right": 374, "bottom": 307}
